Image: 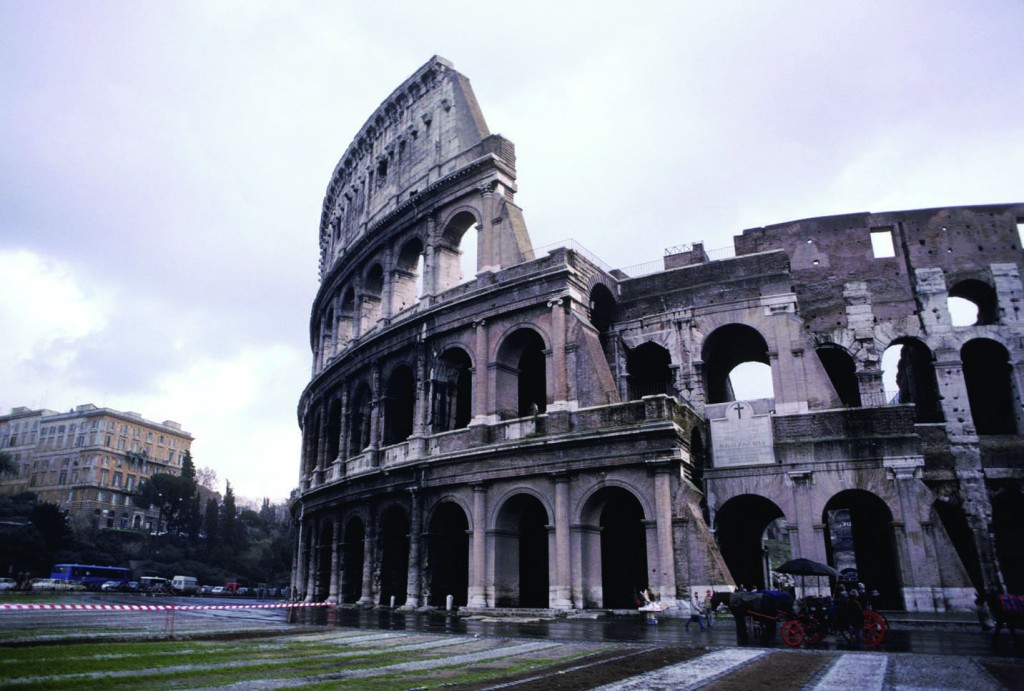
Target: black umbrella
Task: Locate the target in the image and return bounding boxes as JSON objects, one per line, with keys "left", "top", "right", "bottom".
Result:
{"left": 774, "top": 558, "right": 838, "bottom": 600}
{"left": 775, "top": 558, "right": 839, "bottom": 578}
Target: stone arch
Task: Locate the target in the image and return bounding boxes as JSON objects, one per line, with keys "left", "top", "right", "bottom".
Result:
{"left": 822, "top": 489, "right": 901, "bottom": 609}
{"left": 426, "top": 500, "right": 470, "bottom": 606}
{"left": 493, "top": 491, "right": 551, "bottom": 608}
{"left": 393, "top": 235, "right": 425, "bottom": 314}
{"left": 961, "top": 338, "right": 1018, "bottom": 435}
{"left": 948, "top": 278, "right": 999, "bottom": 326}
{"left": 303, "top": 408, "right": 321, "bottom": 476}
{"left": 815, "top": 343, "right": 861, "bottom": 407}
{"left": 626, "top": 341, "right": 675, "bottom": 400}
{"left": 361, "top": 263, "right": 385, "bottom": 334}
{"left": 348, "top": 382, "right": 373, "bottom": 456}
{"left": 437, "top": 208, "right": 481, "bottom": 293}
{"left": 715, "top": 494, "right": 785, "bottom": 590}
{"left": 587, "top": 282, "right": 618, "bottom": 351}
{"left": 324, "top": 397, "right": 342, "bottom": 463}
{"left": 431, "top": 346, "right": 473, "bottom": 432}
{"left": 578, "top": 485, "right": 650, "bottom": 609}
{"left": 378, "top": 504, "right": 410, "bottom": 606}
{"left": 881, "top": 337, "right": 943, "bottom": 422}
{"left": 338, "top": 287, "right": 356, "bottom": 345}
{"left": 494, "top": 327, "right": 549, "bottom": 419}
{"left": 341, "top": 515, "right": 365, "bottom": 604}
{"left": 701, "top": 323, "right": 774, "bottom": 404}
{"left": 382, "top": 363, "right": 416, "bottom": 446}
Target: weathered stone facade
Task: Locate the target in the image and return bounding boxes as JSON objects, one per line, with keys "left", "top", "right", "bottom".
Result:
{"left": 293, "top": 56, "right": 1024, "bottom": 613}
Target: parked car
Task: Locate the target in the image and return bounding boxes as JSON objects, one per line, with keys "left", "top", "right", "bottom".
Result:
{"left": 199, "top": 584, "right": 215, "bottom": 595}
{"left": 100, "top": 580, "right": 123, "bottom": 591}
{"left": 211, "top": 586, "right": 226, "bottom": 595}
{"left": 0, "top": 578, "right": 17, "bottom": 591}
{"left": 30, "top": 578, "right": 84, "bottom": 591}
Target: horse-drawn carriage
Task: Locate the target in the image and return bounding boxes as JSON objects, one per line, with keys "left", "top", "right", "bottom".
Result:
{"left": 779, "top": 596, "right": 889, "bottom": 648}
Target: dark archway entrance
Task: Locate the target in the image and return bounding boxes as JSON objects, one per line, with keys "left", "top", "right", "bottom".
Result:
{"left": 315, "top": 520, "right": 334, "bottom": 601}
{"left": 627, "top": 342, "right": 675, "bottom": 400}
{"left": 379, "top": 506, "right": 409, "bottom": 606}
{"left": 715, "top": 494, "right": 784, "bottom": 590}
{"left": 991, "top": 484, "right": 1024, "bottom": 593}
{"left": 597, "top": 489, "right": 648, "bottom": 608}
{"left": 341, "top": 517, "right": 365, "bottom": 604}
{"left": 494, "top": 494, "right": 549, "bottom": 608}
{"left": 823, "top": 490, "right": 901, "bottom": 609}
{"left": 962, "top": 339, "right": 1017, "bottom": 435}
{"left": 427, "top": 502, "right": 470, "bottom": 607}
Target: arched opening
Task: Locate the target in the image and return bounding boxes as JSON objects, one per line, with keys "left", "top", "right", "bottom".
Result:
{"left": 431, "top": 348, "right": 473, "bottom": 432}
{"left": 383, "top": 365, "right": 416, "bottom": 446}
{"left": 962, "top": 338, "right": 1017, "bottom": 435}
{"left": 591, "top": 488, "right": 648, "bottom": 608}
{"left": 702, "top": 324, "right": 774, "bottom": 404}
{"left": 315, "top": 521, "right": 334, "bottom": 601}
{"left": 991, "top": 484, "right": 1024, "bottom": 593}
{"left": 427, "top": 502, "right": 470, "bottom": 607}
{"left": 493, "top": 494, "right": 549, "bottom": 608}
{"left": 321, "top": 307, "right": 335, "bottom": 364}
{"left": 881, "top": 339, "right": 943, "bottom": 422}
{"left": 378, "top": 506, "right": 410, "bottom": 606}
{"left": 948, "top": 279, "right": 998, "bottom": 326}
{"left": 304, "top": 410, "right": 321, "bottom": 477}
{"left": 341, "top": 517, "right": 365, "bottom": 604}
{"left": 626, "top": 342, "right": 675, "bottom": 400}
{"left": 495, "top": 329, "right": 547, "bottom": 419}
{"left": 437, "top": 211, "right": 480, "bottom": 294}
{"left": 588, "top": 283, "right": 618, "bottom": 352}
{"left": 338, "top": 288, "right": 355, "bottom": 346}
{"left": 815, "top": 344, "right": 861, "bottom": 407}
{"left": 361, "top": 264, "right": 384, "bottom": 333}
{"left": 348, "top": 384, "right": 372, "bottom": 456}
{"left": 715, "top": 494, "right": 785, "bottom": 590}
{"left": 393, "top": 237, "right": 425, "bottom": 314}
{"left": 325, "top": 399, "right": 342, "bottom": 462}
{"left": 822, "top": 490, "right": 901, "bottom": 609}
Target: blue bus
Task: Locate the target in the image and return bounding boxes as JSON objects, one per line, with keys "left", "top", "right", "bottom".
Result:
{"left": 51, "top": 564, "right": 130, "bottom": 589}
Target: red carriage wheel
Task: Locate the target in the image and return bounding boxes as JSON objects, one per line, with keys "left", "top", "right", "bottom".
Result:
{"left": 781, "top": 620, "right": 804, "bottom": 647}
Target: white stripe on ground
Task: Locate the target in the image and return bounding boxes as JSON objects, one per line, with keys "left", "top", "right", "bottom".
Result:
{"left": 593, "top": 648, "right": 771, "bottom": 690}
{"left": 810, "top": 653, "right": 888, "bottom": 691}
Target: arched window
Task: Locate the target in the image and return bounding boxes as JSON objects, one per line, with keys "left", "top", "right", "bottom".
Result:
{"left": 495, "top": 329, "right": 547, "bottom": 418}
{"left": 815, "top": 344, "right": 861, "bottom": 407}
{"left": 962, "top": 338, "right": 1017, "bottom": 435}
{"left": 361, "top": 265, "right": 384, "bottom": 333}
{"left": 881, "top": 339, "right": 943, "bottom": 422}
{"left": 436, "top": 211, "right": 479, "bottom": 294}
{"left": 702, "top": 324, "right": 774, "bottom": 404}
{"left": 948, "top": 279, "right": 998, "bottom": 326}
{"left": 338, "top": 288, "right": 355, "bottom": 346}
{"left": 588, "top": 283, "right": 617, "bottom": 351}
{"left": 431, "top": 348, "right": 473, "bottom": 431}
{"left": 348, "top": 384, "right": 372, "bottom": 456}
{"left": 626, "top": 342, "right": 674, "bottom": 399}
{"left": 383, "top": 365, "right": 416, "bottom": 445}
{"left": 392, "top": 237, "right": 425, "bottom": 314}
{"left": 325, "top": 399, "right": 342, "bottom": 462}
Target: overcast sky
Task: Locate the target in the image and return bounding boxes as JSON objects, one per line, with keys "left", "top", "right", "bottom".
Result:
{"left": 2, "top": 1, "right": 1022, "bottom": 502}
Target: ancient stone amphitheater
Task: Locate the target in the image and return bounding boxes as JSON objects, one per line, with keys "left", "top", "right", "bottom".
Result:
{"left": 292, "top": 56, "right": 1024, "bottom": 613}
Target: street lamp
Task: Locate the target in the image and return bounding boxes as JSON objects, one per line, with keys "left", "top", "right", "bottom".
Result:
{"left": 156, "top": 492, "right": 164, "bottom": 535}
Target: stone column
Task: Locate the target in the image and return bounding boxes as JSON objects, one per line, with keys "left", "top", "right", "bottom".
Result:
{"left": 468, "top": 484, "right": 488, "bottom": 607}
{"left": 293, "top": 517, "right": 307, "bottom": 599}
{"left": 477, "top": 183, "right": 497, "bottom": 274}
{"left": 551, "top": 475, "right": 572, "bottom": 608}
{"left": 359, "top": 520, "right": 374, "bottom": 606}
{"left": 405, "top": 490, "right": 423, "bottom": 608}
{"left": 328, "top": 515, "right": 341, "bottom": 604}
{"left": 886, "top": 457, "right": 941, "bottom": 611}
{"left": 368, "top": 363, "right": 382, "bottom": 465}
{"left": 547, "top": 298, "right": 570, "bottom": 410}
{"left": 471, "top": 320, "right": 489, "bottom": 423}
{"left": 653, "top": 467, "right": 678, "bottom": 606}
{"left": 305, "top": 521, "right": 318, "bottom": 602}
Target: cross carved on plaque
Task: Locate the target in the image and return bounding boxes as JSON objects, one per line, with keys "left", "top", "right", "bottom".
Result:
{"left": 732, "top": 402, "right": 747, "bottom": 419}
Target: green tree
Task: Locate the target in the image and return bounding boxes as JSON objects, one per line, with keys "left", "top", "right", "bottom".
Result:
{"left": 135, "top": 473, "right": 192, "bottom": 533}
{"left": 0, "top": 450, "right": 18, "bottom": 483}
{"left": 204, "top": 497, "right": 220, "bottom": 546}
{"left": 220, "top": 481, "right": 238, "bottom": 548}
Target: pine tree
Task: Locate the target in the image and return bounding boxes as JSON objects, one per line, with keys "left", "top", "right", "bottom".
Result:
{"left": 204, "top": 497, "right": 220, "bottom": 546}
{"left": 220, "top": 480, "right": 238, "bottom": 547}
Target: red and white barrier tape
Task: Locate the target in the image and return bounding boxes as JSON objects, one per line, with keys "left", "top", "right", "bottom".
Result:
{"left": 0, "top": 602, "right": 331, "bottom": 612}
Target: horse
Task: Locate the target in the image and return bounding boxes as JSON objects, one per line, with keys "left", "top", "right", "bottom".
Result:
{"left": 712, "top": 590, "right": 794, "bottom": 644}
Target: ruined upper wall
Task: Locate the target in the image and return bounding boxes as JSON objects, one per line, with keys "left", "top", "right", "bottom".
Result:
{"left": 734, "top": 203, "right": 1024, "bottom": 332}
{"left": 318, "top": 56, "right": 492, "bottom": 269}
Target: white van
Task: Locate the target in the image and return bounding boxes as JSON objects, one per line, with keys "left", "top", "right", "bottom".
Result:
{"left": 171, "top": 575, "right": 198, "bottom": 594}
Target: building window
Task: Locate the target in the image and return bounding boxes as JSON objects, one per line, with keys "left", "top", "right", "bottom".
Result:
{"left": 118, "top": 439, "right": 126, "bottom": 450}
{"left": 113, "top": 472, "right": 122, "bottom": 487}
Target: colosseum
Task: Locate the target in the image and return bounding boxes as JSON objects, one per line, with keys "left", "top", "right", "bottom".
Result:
{"left": 292, "top": 56, "right": 1024, "bottom": 614}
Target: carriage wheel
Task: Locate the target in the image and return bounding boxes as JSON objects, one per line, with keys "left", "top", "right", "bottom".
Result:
{"left": 862, "top": 618, "right": 885, "bottom": 648}
{"left": 865, "top": 610, "right": 889, "bottom": 635}
{"left": 803, "top": 619, "right": 827, "bottom": 644}
{"left": 781, "top": 620, "right": 804, "bottom": 647}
